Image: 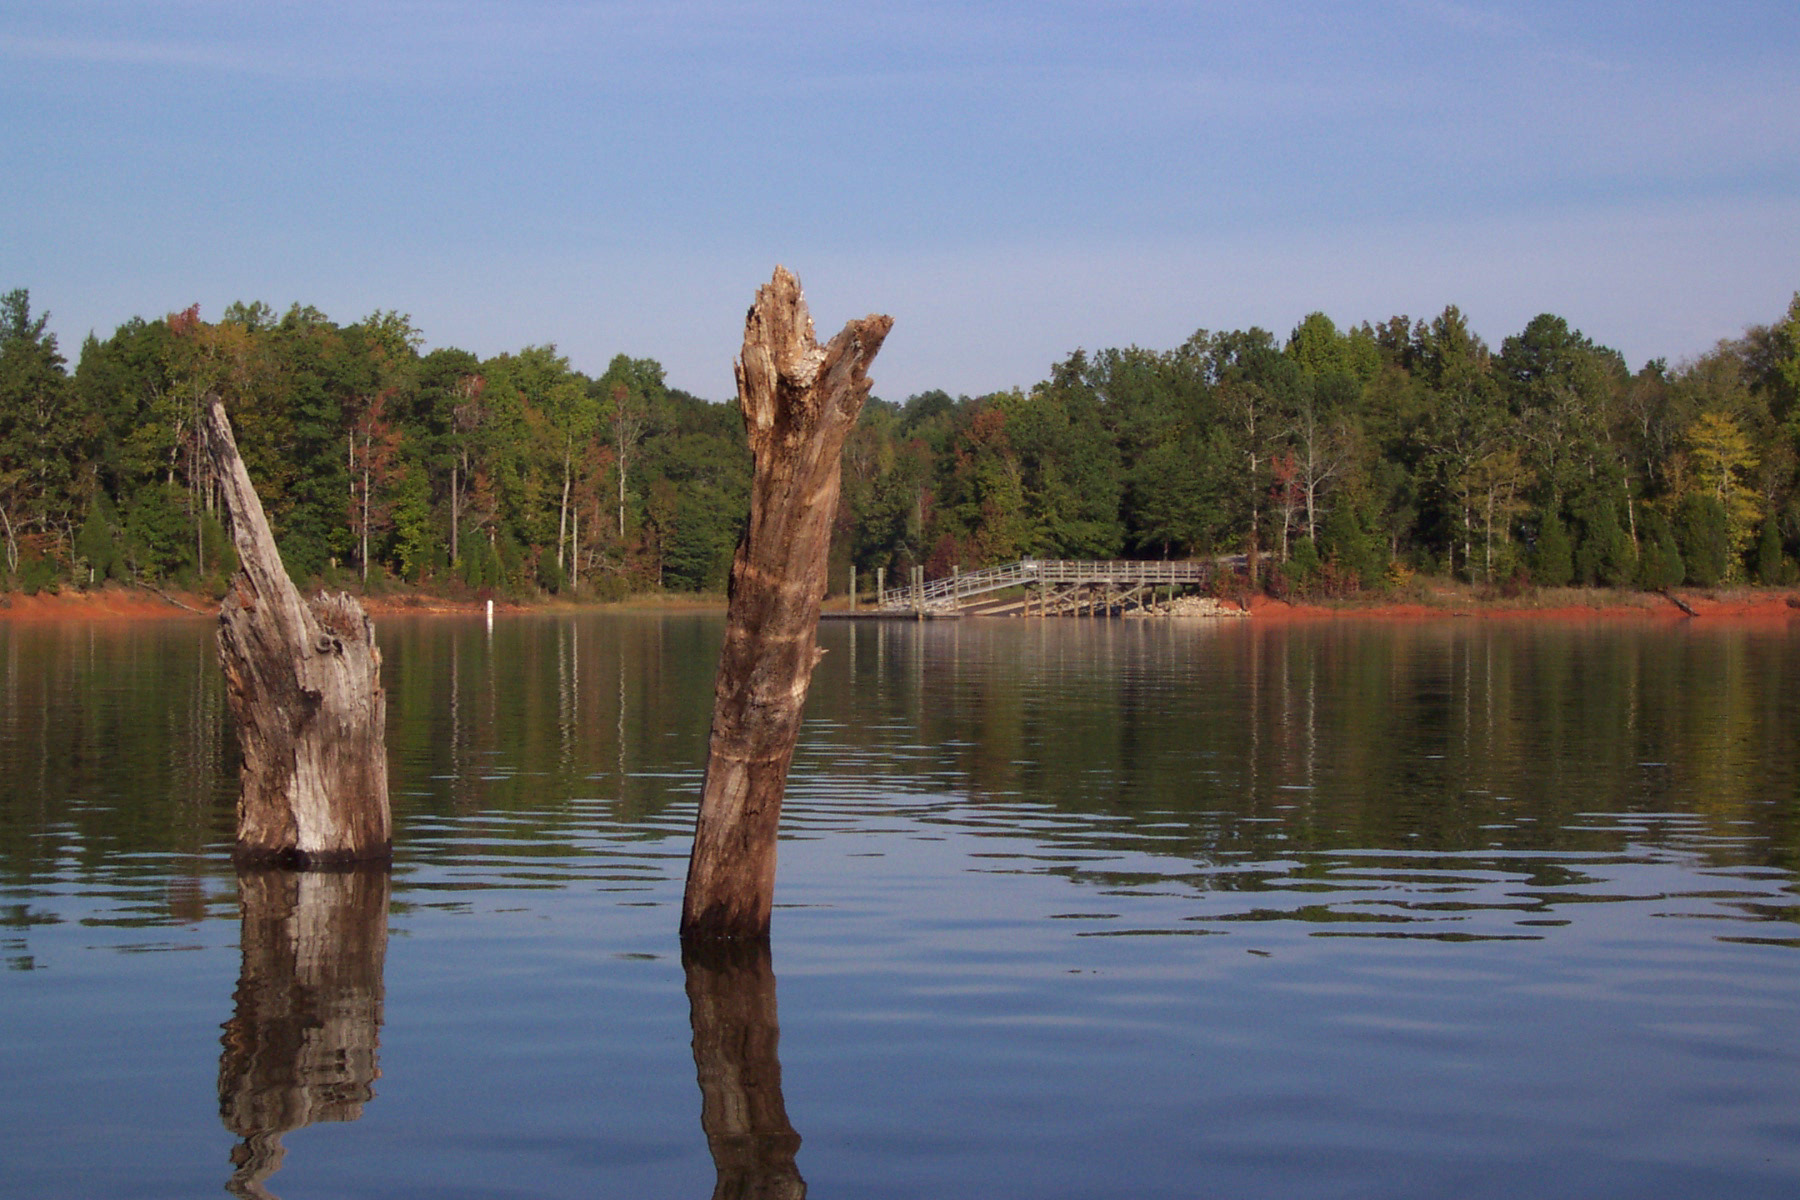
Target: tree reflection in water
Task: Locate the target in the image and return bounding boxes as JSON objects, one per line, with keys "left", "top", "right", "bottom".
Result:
{"left": 684, "top": 940, "right": 806, "bottom": 1200}
{"left": 217, "top": 868, "right": 389, "bottom": 1199}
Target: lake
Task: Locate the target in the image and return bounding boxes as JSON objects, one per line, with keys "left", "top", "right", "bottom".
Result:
{"left": 3, "top": 612, "right": 1800, "bottom": 1198}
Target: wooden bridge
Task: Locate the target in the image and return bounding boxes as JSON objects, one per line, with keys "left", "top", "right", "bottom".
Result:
{"left": 865, "top": 558, "right": 1221, "bottom": 617}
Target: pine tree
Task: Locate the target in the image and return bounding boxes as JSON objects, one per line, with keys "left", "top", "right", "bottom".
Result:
{"left": 1676, "top": 493, "right": 1730, "bottom": 586}
{"left": 1532, "top": 514, "right": 1573, "bottom": 587}
{"left": 1636, "top": 509, "right": 1685, "bottom": 590}
{"left": 1755, "top": 515, "right": 1784, "bottom": 584}
{"left": 1572, "top": 491, "right": 1635, "bottom": 587}
{"left": 74, "top": 496, "right": 123, "bottom": 584}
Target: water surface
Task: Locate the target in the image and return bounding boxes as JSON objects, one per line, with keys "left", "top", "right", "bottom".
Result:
{"left": 3, "top": 614, "right": 1799, "bottom": 1197}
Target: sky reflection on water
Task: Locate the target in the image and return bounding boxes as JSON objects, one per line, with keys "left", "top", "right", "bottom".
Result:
{"left": 3, "top": 614, "right": 1800, "bottom": 1197}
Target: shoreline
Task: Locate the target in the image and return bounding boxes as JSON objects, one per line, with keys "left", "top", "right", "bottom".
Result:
{"left": 1236, "top": 589, "right": 1800, "bottom": 629}
{"left": 0, "top": 585, "right": 727, "bottom": 623}
{"left": 3, "top": 583, "right": 1797, "bottom": 629}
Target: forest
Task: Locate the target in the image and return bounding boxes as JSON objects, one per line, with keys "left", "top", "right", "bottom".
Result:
{"left": 1, "top": 286, "right": 1797, "bottom": 601}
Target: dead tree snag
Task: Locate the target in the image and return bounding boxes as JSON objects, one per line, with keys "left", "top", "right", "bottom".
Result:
{"left": 681, "top": 268, "right": 891, "bottom": 939}
{"left": 201, "top": 391, "right": 392, "bottom": 865}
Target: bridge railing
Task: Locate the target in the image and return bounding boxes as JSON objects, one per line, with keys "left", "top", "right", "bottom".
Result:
{"left": 876, "top": 558, "right": 1217, "bottom": 611}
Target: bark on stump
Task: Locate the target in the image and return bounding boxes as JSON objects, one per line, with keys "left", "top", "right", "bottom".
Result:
{"left": 680, "top": 268, "right": 891, "bottom": 939}
{"left": 201, "top": 391, "right": 392, "bottom": 865}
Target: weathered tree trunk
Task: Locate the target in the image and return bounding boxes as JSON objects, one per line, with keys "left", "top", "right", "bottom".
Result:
{"left": 201, "top": 391, "right": 391, "bottom": 865}
{"left": 557, "top": 444, "right": 572, "bottom": 572}
{"left": 681, "top": 268, "right": 891, "bottom": 939}
{"left": 219, "top": 867, "right": 388, "bottom": 1198}
{"left": 685, "top": 940, "right": 806, "bottom": 1199}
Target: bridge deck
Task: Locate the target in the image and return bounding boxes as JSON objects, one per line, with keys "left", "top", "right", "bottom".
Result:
{"left": 872, "top": 559, "right": 1218, "bottom": 615}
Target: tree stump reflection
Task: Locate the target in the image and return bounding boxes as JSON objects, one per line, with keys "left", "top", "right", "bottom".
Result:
{"left": 218, "top": 868, "right": 389, "bottom": 1199}
{"left": 684, "top": 940, "right": 806, "bottom": 1200}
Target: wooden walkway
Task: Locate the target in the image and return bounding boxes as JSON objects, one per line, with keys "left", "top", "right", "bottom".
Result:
{"left": 863, "top": 559, "right": 1220, "bottom": 617}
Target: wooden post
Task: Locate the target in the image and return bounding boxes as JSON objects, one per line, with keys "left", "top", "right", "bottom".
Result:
{"left": 201, "top": 391, "right": 391, "bottom": 865}
{"left": 849, "top": 565, "right": 857, "bottom": 613}
{"left": 876, "top": 566, "right": 885, "bottom": 609}
{"left": 680, "top": 269, "right": 890, "bottom": 940}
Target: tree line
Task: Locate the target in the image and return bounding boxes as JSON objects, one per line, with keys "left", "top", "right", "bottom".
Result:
{"left": 0, "top": 293, "right": 750, "bottom": 598}
{"left": 839, "top": 296, "right": 1800, "bottom": 595}
{"left": 2, "top": 287, "right": 1797, "bottom": 600}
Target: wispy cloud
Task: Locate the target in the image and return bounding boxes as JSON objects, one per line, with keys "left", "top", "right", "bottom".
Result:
{"left": 1393, "top": 0, "right": 1528, "bottom": 41}
{"left": 0, "top": 33, "right": 251, "bottom": 70}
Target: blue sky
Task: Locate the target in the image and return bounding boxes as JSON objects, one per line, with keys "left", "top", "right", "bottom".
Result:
{"left": 4, "top": 1, "right": 1797, "bottom": 399}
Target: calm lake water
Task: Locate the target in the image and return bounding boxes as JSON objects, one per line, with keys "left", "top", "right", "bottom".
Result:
{"left": 4, "top": 612, "right": 1800, "bottom": 1198}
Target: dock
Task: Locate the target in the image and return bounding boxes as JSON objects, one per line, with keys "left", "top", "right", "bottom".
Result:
{"left": 827, "top": 559, "right": 1226, "bottom": 619}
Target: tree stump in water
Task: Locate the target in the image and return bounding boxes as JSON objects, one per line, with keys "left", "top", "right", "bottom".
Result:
{"left": 201, "top": 391, "right": 391, "bottom": 865}
{"left": 681, "top": 268, "right": 891, "bottom": 939}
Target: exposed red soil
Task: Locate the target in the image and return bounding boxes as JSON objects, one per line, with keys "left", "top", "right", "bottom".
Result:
{"left": 5, "top": 585, "right": 1796, "bottom": 629}
{"left": 1241, "top": 589, "right": 1800, "bottom": 629}
{"left": 0, "top": 585, "right": 667, "bottom": 622}
{"left": 0, "top": 586, "right": 216, "bottom": 621}
{"left": 358, "top": 594, "right": 508, "bottom": 617}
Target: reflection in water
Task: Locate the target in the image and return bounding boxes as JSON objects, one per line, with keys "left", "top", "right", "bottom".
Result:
{"left": 218, "top": 868, "right": 389, "bottom": 1199}
{"left": 684, "top": 940, "right": 806, "bottom": 1200}
{"left": 5, "top": 617, "right": 1800, "bottom": 1197}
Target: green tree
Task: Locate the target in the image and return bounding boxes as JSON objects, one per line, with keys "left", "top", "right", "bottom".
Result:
{"left": 122, "top": 482, "right": 193, "bottom": 582}
{"left": 0, "top": 289, "right": 91, "bottom": 579}
{"left": 1683, "top": 411, "right": 1761, "bottom": 577}
{"left": 1209, "top": 327, "right": 1288, "bottom": 578}
{"left": 535, "top": 544, "right": 566, "bottom": 593}
{"left": 1286, "top": 313, "right": 1377, "bottom": 544}
{"left": 1284, "top": 535, "right": 1321, "bottom": 593}
{"left": 1769, "top": 291, "right": 1800, "bottom": 425}
{"left": 385, "top": 455, "right": 435, "bottom": 582}
{"left": 408, "top": 348, "right": 486, "bottom": 570}
{"left": 1754, "top": 514, "right": 1786, "bottom": 584}
{"left": 1636, "top": 508, "right": 1685, "bottom": 589}
{"left": 1287, "top": 311, "right": 1379, "bottom": 383}
{"left": 1009, "top": 368, "right": 1124, "bottom": 557}
{"left": 74, "top": 495, "right": 124, "bottom": 584}
{"left": 532, "top": 361, "right": 597, "bottom": 580}
{"left": 1318, "top": 500, "right": 1379, "bottom": 586}
{"left": 1462, "top": 446, "right": 1531, "bottom": 582}
{"left": 348, "top": 390, "right": 406, "bottom": 582}
{"left": 1570, "top": 486, "right": 1635, "bottom": 587}
{"left": 640, "top": 393, "right": 750, "bottom": 592}
{"left": 242, "top": 304, "right": 371, "bottom": 579}
{"left": 72, "top": 316, "right": 179, "bottom": 505}
{"left": 1675, "top": 493, "right": 1730, "bottom": 586}
{"left": 1417, "top": 306, "right": 1505, "bottom": 578}
{"left": 949, "top": 403, "right": 1031, "bottom": 565}
{"left": 597, "top": 354, "right": 667, "bottom": 550}
{"left": 1532, "top": 513, "right": 1573, "bottom": 587}
{"left": 1498, "top": 314, "right": 1624, "bottom": 513}
{"left": 1129, "top": 428, "right": 1232, "bottom": 557}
